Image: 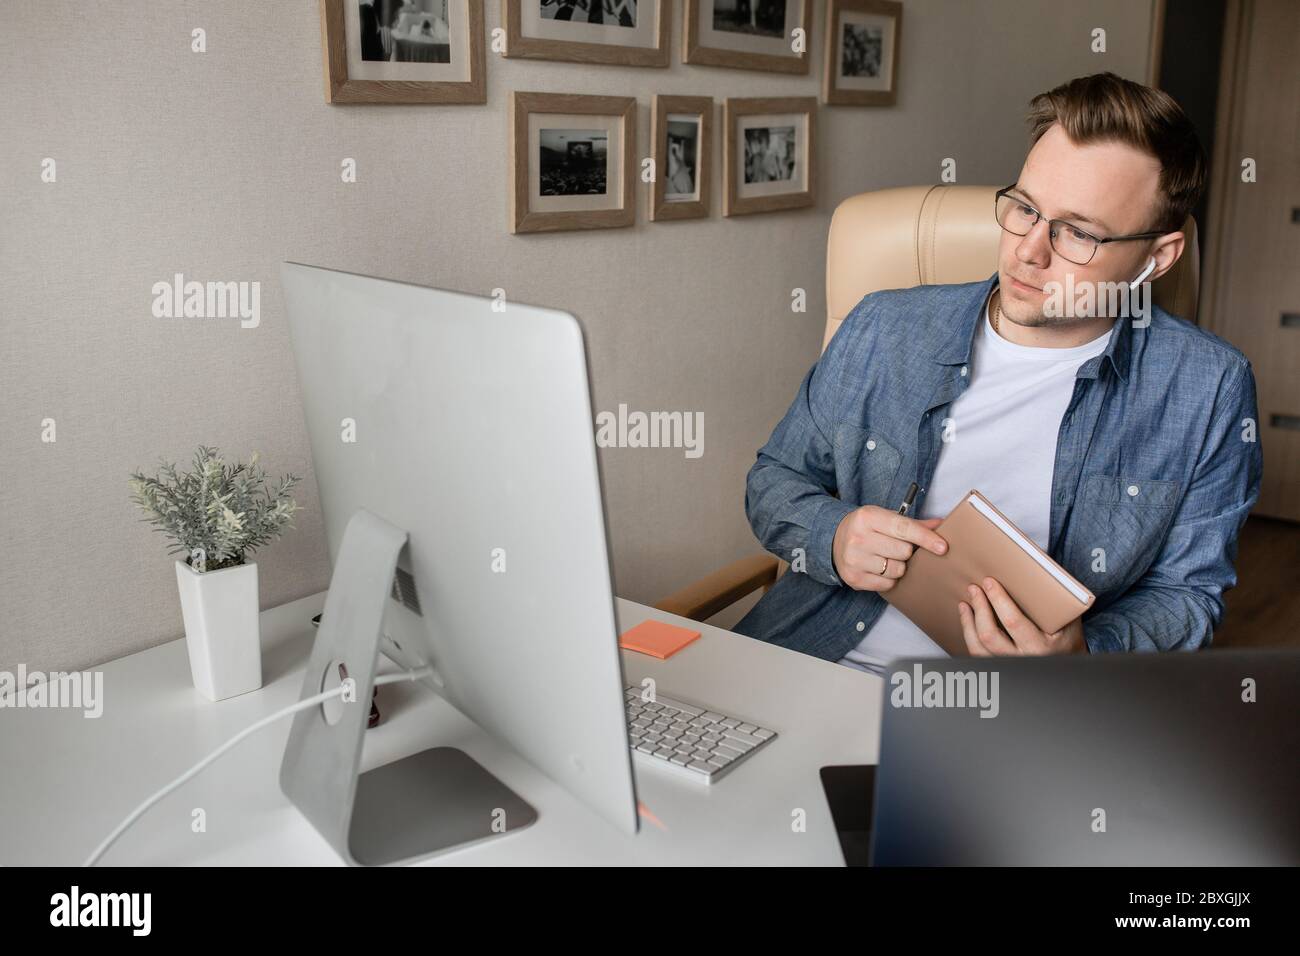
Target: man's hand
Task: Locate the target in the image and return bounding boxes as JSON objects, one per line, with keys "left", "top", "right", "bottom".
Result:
{"left": 831, "top": 505, "right": 948, "bottom": 592}
{"left": 957, "top": 577, "right": 1087, "bottom": 655}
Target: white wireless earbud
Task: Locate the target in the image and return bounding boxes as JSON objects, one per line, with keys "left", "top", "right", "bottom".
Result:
{"left": 1129, "top": 257, "right": 1157, "bottom": 290}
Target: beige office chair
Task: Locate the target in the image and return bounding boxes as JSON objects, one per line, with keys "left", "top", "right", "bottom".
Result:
{"left": 655, "top": 184, "right": 1201, "bottom": 622}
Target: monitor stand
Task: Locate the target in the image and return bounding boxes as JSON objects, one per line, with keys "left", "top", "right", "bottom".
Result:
{"left": 279, "top": 508, "right": 537, "bottom": 866}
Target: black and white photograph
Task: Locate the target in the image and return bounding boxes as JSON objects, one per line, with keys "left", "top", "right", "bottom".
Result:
{"left": 650, "top": 95, "right": 712, "bottom": 222}
{"left": 823, "top": 0, "right": 900, "bottom": 106}
{"left": 356, "top": 0, "right": 452, "bottom": 63}
{"left": 683, "top": 0, "right": 807, "bottom": 74}
{"left": 744, "top": 125, "right": 796, "bottom": 183}
{"left": 320, "top": 0, "right": 483, "bottom": 103}
{"left": 540, "top": 129, "right": 609, "bottom": 196}
{"left": 505, "top": 0, "right": 669, "bottom": 67}
{"left": 712, "top": 0, "right": 787, "bottom": 38}
{"left": 841, "top": 20, "right": 883, "bottom": 77}
{"left": 510, "top": 92, "right": 634, "bottom": 233}
{"left": 541, "top": 0, "right": 638, "bottom": 28}
{"left": 723, "top": 96, "right": 815, "bottom": 215}
{"left": 665, "top": 118, "right": 701, "bottom": 198}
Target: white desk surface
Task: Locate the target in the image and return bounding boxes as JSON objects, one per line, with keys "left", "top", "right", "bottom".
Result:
{"left": 0, "top": 593, "right": 884, "bottom": 866}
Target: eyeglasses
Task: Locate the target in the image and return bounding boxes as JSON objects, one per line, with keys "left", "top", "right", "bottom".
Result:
{"left": 994, "top": 185, "right": 1165, "bottom": 265}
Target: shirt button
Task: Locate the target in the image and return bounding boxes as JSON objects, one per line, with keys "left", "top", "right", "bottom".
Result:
{"left": 960, "top": 365, "right": 968, "bottom": 377}
{"left": 1127, "top": 484, "right": 1140, "bottom": 497}
{"left": 856, "top": 621, "right": 866, "bottom": 632}
{"left": 866, "top": 440, "right": 876, "bottom": 451}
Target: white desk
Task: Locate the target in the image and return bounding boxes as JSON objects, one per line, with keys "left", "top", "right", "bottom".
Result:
{"left": 0, "top": 593, "right": 884, "bottom": 865}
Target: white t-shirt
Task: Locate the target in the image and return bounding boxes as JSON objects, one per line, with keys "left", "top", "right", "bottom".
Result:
{"left": 839, "top": 293, "right": 1114, "bottom": 674}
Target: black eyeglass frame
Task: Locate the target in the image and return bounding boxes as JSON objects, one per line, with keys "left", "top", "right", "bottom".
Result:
{"left": 993, "top": 184, "right": 1167, "bottom": 265}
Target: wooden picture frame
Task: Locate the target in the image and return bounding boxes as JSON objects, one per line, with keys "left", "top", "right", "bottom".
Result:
{"left": 650, "top": 95, "right": 713, "bottom": 222}
{"left": 682, "top": 0, "right": 810, "bottom": 74}
{"left": 319, "top": 0, "right": 486, "bottom": 104}
{"left": 822, "top": 0, "right": 901, "bottom": 106}
{"left": 723, "top": 96, "right": 816, "bottom": 217}
{"left": 509, "top": 91, "right": 637, "bottom": 234}
{"left": 502, "top": 0, "right": 671, "bottom": 67}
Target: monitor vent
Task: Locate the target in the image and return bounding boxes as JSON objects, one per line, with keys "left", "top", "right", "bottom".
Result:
{"left": 391, "top": 567, "right": 423, "bottom": 616}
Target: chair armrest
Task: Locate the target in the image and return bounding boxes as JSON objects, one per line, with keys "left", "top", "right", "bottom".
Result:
{"left": 653, "top": 554, "right": 782, "bottom": 622}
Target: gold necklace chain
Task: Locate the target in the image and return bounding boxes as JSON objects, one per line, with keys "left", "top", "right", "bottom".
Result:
{"left": 992, "top": 294, "right": 1002, "bottom": 332}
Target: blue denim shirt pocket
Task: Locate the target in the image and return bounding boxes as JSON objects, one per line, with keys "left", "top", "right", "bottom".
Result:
{"left": 833, "top": 422, "right": 903, "bottom": 508}
{"left": 1069, "top": 474, "right": 1182, "bottom": 593}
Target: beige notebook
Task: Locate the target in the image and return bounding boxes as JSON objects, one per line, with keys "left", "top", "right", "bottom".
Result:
{"left": 884, "top": 490, "right": 1095, "bottom": 656}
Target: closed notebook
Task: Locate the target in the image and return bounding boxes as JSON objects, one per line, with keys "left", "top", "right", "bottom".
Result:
{"left": 884, "top": 490, "right": 1095, "bottom": 656}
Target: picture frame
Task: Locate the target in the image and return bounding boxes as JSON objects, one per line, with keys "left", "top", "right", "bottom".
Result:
{"left": 722, "top": 96, "right": 816, "bottom": 217}
{"left": 682, "top": 0, "right": 810, "bottom": 74}
{"left": 822, "top": 0, "right": 901, "bottom": 106}
{"left": 509, "top": 91, "right": 638, "bottom": 234}
{"left": 502, "top": 0, "right": 671, "bottom": 67}
{"left": 650, "top": 95, "right": 713, "bottom": 222}
{"left": 319, "top": 0, "right": 486, "bottom": 104}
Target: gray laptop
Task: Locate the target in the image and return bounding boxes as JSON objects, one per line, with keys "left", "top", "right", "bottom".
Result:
{"left": 863, "top": 649, "right": 1299, "bottom": 865}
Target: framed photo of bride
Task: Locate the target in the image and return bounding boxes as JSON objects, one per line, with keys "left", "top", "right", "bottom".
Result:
{"left": 319, "top": 0, "right": 486, "bottom": 104}
{"left": 650, "top": 95, "right": 713, "bottom": 222}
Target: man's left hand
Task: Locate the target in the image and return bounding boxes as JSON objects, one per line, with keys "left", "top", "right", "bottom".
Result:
{"left": 957, "top": 577, "right": 1087, "bottom": 655}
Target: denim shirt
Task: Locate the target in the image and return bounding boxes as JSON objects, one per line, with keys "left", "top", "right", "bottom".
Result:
{"left": 733, "top": 273, "right": 1262, "bottom": 661}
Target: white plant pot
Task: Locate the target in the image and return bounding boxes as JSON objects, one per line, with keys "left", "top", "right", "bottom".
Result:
{"left": 174, "top": 560, "right": 262, "bottom": 701}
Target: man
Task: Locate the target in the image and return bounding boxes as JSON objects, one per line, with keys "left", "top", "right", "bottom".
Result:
{"left": 733, "top": 73, "right": 1262, "bottom": 674}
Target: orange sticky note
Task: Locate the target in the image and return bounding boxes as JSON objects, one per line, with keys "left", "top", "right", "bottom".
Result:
{"left": 619, "top": 620, "right": 701, "bottom": 659}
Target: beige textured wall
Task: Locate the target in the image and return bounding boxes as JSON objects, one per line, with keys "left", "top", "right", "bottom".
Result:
{"left": 0, "top": 0, "right": 1154, "bottom": 671}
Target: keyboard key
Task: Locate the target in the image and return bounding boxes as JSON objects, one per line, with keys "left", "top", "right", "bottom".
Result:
{"left": 686, "top": 761, "right": 712, "bottom": 774}
{"left": 701, "top": 712, "right": 725, "bottom": 723}
{"left": 670, "top": 754, "right": 689, "bottom": 766}
{"left": 666, "top": 701, "right": 704, "bottom": 717}
{"left": 654, "top": 747, "right": 675, "bottom": 760}
{"left": 754, "top": 728, "right": 774, "bottom": 740}
{"left": 738, "top": 723, "right": 756, "bottom": 734}
{"left": 723, "top": 729, "right": 762, "bottom": 748}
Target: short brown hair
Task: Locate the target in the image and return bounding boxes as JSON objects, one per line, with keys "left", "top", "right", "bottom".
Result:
{"left": 1026, "top": 72, "right": 1206, "bottom": 234}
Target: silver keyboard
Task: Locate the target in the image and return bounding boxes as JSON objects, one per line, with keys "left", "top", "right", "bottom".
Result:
{"left": 624, "top": 684, "right": 776, "bottom": 784}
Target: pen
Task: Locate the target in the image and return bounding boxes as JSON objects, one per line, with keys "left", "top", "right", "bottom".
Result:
{"left": 897, "top": 482, "right": 919, "bottom": 516}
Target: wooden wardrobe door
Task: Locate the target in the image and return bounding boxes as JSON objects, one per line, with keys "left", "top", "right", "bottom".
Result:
{"left": 1202, "top": 0, "right": 1300, "bottom": 520}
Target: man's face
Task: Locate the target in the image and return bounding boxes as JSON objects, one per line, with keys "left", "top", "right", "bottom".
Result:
{"left": 998, "top": 123, "right": 1164, "bottom": 327}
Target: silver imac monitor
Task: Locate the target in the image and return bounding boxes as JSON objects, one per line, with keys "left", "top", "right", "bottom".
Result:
{"left": 279, "top": 262, "right": 638, "bottom": 864}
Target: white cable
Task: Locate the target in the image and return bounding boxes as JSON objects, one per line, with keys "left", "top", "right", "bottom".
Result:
{"left": 83, "top": 666, "right": 433, "bottom": 867}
